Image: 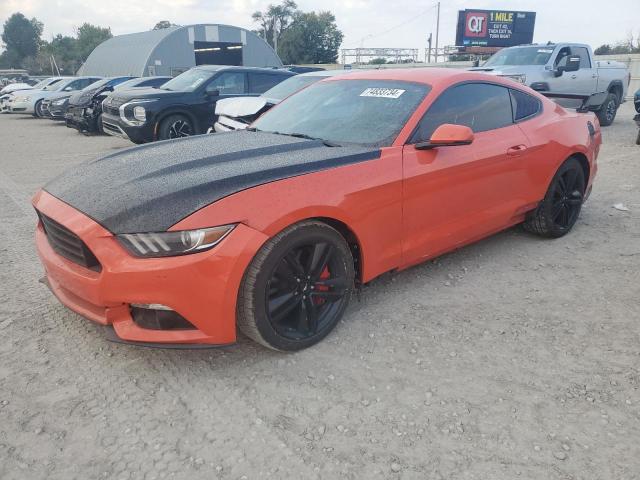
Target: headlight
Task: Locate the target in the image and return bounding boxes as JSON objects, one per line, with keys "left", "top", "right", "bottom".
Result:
{"left": 117, "top": 225, "right": 235, "bottom": 258}
{"left": 120, "top": 98, "right": 157, "bottom": 126}
{"left": 53, "top": 98, "right": 67, "bottom": 105}
{"left": 133, "top": 105, "right": 146, "bottom": 122}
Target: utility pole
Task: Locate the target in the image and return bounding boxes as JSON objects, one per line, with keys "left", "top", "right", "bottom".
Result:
{"left": 434, "top": 1, "right": 440, "bottom": 63}
{"left": 427, "top": 33, "right": 433, "bottom": 63}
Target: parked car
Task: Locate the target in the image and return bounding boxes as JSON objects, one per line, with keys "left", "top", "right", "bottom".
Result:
{"left": 42, "top": 77, "right": 110, "bottom": 120}
{"left": 33, "top": 69, "right": 601, "bottom": 350}
{"left": 0, "top": 77, "right": 63, "bottom": 113}
{"left": 63, "top": 76, "right": 137, "bottom": 132}
{"left": 100, "top": 66, "right": 295, "bottom": 144}
{"left": 213, "top": 70, "right": 354, "bottom": 132}
{"left": 8, "top": 76, "right": 102, "bottom": 117}
{"left": 470, "top": 43, "right": 630, "bottom": 126}
{"left": 65, "top": 76, "right": 172, "bottom": 133}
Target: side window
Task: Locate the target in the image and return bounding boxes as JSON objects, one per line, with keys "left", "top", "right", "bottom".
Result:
{"left": 248, "top": 73, "right": 285, "bottom": 94}
{"left": 66, "top": 79, "right": 84, "bottom": 90}
{"left": 410, "top": 83, "right": 513, "bottom": 143}
{"left": 555, "top": 47, "right": 571, "bottom": 67}
{"left": 572, "top": 47, "right": 591, "bottom": 68}
{"left": 510, "top": 89, "right": 541, "bottom": 121}
{"left": 206, "top": 72, "right": 245, "bottom": 95}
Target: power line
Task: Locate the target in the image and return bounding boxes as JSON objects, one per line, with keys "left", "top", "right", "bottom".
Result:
{"left": 353, "top": 3, "right": 439, "bottom": 48}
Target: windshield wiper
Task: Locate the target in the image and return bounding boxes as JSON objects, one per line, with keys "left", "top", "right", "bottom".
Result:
{"left": 286, "top": 132, "right": 341, "bottom": 147}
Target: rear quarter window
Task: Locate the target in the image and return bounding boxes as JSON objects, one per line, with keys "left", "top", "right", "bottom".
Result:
{"left": 510, "top": 89, "right": 542, "bottom": 121}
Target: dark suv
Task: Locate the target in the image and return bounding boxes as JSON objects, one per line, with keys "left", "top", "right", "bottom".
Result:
{"left": 101, "top": 66, "right": 295, "bottom": 143}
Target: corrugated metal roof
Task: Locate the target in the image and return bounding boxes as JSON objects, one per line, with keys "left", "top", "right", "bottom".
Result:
{"left": 78, "top": 27, "right": 181, "bottom": 77}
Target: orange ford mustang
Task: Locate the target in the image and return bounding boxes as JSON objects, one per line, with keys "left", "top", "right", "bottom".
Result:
{"left": 33, "top": 69, "right": 601, "bottom": 351}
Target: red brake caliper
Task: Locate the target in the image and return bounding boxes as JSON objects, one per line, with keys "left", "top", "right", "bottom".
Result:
{"left": 313, "top": 267, "right": 330, "bottom": 305}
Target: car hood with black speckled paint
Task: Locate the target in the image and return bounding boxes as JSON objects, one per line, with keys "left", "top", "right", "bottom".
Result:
{"left": 44, "top": 131, "right": 380, "bottom": 234}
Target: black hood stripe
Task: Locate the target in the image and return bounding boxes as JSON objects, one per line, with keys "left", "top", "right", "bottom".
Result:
{"left": 44, "top": 131, "right": 381, "bottom": 234}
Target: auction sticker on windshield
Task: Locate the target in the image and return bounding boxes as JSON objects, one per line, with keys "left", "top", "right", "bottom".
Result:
{"left": 360, "top": 88, "right": 405, "bottom": 99}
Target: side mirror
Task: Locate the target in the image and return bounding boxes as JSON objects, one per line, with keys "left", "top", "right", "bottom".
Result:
{"left": 415, "top": 124, "right": 474, "bottom": 150}
{"left": 554, "top": 56, "right": 580, "bottom": 77}
{"left": 206, "top": 89, "right": 220, "bottom": 97}
{"left": 63, "top": 86, "right": 72, "bottom": 91}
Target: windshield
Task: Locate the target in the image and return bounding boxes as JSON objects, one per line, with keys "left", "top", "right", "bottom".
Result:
{"left": 42, "top": 79, "right": 65, "bottom": 91}
{"left": 82, "top": 78, "right": 109, "bottom": 91}
{"left": 484, "top": 46, "right": 554, "bottom": 67}
{"left": 261, "top": 75, "right": 324, "bottom": 101}
{"left": 253, "top": 79, "right": 430, "bottom": 147}
{"left": 161, "top": 69, "right": 215, "bottom": 92}
{"left": 33, "top": 79, "right": 52, "bottom": 89}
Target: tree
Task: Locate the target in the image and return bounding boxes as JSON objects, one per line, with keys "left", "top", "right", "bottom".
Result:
{"left": 278, "top": 11, "right": 344, "bottom": 64}
{"left": 252, "top": 0, "right": 298, "bottom": 53}
{"left": 0, "top": 13, "right": 43, "bottom": 67}
{"left": 594, "top": 44, "right": 612, "bottom": 55}
{"left": 369, "top": 57, "right": 387, "bottom": 65}
{"left": 153, "top": 21, "right": 177, "bottom": 30}
{"left": 75, "top": 23, "right": 112, "bottom": 62}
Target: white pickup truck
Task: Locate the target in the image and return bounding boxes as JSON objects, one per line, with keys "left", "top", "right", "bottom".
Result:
{"left": 470, "top": 43, "right": 630, "bottom": 126}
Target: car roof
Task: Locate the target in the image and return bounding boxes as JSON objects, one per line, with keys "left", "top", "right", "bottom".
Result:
{"left": 321, "top": 67, "right": 525, "bottom": 90}
{"left": 194, "top": 65, "right": 294, "bottom": 75}
{"left": 298, "top": 69, "right": 357, "bottom": 78}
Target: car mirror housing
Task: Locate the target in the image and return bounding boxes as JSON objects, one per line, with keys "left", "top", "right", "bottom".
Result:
{"left": 206, "top": 89, "right": 220, "bottom": 97}
{"left": 415, "top": 124, "right": 474, "bottom": 150}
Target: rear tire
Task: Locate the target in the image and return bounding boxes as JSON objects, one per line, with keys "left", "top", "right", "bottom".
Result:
{"left": 158, "top": 114, "right": 194, "bottom": 140}
{"left": 524, "top": 157, "right": 586, "bottom": 238}
{"left": 237, "top": 221, "right": 355, "bottom": 351}
{"left": 596, "top": 93, "right": 618, "bottom": 127}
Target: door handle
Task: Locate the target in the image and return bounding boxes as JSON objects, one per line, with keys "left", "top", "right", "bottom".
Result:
{"left": 571, "top": 74, "right": 577, "bottom": 79}
{"left": 507, "top": 145, "right": 528, "bottom": 156}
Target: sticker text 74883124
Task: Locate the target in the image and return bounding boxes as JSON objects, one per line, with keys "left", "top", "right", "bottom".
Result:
{"left": 360, "top": 88, "right": 406, "bottom": 99}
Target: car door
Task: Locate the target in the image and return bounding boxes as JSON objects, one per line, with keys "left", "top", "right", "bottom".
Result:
{"left": 547, "top": 46, "right": 598, "bottom": 95}
{"left": 198, "top": 71, "right": 248, "bottom": 126}
{"left": 401, "top": 82, "right": 533, "bottom": 266}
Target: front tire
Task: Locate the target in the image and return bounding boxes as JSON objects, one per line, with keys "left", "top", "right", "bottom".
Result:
{"left": 237, "top": 221, "right": 355, "bottom": 351}
{"left": 524, "top": 157, "right": 586, "bottom": 238}
{"left": 158, "top": 114, "right": 194, "bottom": 140}
{"left": 33, "top": 100, "right": 44, "bottom": 118}
{"left": 596, "top": 93, "right": 618, "bottom": 127}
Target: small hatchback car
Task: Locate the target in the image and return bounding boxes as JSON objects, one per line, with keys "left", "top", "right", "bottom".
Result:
{"left": 34, "top": 69, "right": 601, "bottom": 351}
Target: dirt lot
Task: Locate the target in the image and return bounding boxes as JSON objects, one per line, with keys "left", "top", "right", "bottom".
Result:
{"left": 0, "top": 105, "right": 638, "bottom": 480}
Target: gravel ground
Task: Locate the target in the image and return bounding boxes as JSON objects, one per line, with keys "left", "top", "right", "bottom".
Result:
{"left": 0, "top": 105, "right": 638, "bottom": 480}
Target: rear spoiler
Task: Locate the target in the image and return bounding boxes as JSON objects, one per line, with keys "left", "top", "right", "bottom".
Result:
{"left": 540, "top": 91, "right": 608, "bottom": 113}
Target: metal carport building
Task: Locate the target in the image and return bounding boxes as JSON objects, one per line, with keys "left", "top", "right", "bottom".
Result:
{"left": 78, "top": 24, "right": 283, "bottom": 77}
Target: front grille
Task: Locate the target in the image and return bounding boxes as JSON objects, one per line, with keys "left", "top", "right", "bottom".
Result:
{"left": 37, "top": 212, "right": 102, "bottom": 272}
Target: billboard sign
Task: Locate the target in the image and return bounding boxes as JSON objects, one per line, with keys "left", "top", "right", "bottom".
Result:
{"left": 455, "top": 10, "right": 536, "bottom": 48}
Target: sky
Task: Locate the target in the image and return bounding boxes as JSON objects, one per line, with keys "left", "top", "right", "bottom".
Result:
{"left": 1, "top": 0, "right": 639, "bottom": 60}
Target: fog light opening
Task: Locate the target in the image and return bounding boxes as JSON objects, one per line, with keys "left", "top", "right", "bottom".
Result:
{"left": 130, "top": 304, "right": 197, "bottom": 330}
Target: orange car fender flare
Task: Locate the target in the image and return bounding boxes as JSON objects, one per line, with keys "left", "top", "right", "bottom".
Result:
{"left": 256, "top": 205, "right": 368, "bottom": 280}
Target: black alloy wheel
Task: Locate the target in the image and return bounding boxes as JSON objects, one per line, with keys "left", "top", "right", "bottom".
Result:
{"left": 237, "top": 221, "right": 355, "bottom": 351}
{"left": 158, "top": 114, "right": 195, "bottom": 140}
{"left": 549, "top": 168, "right": 583, "bottom": 229}
{"left": 266, "top": 241, "right": 349, "bottom": 341}
{"left": 524, "top": 157, "right": 586, "bottom": 238}
{"left": 169, "top": 119, "right": 192, "bottom": 138}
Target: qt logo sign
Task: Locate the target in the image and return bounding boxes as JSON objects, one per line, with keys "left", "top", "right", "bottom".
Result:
{"left": 465, "top": 12, "right": 488, "bottom": 37}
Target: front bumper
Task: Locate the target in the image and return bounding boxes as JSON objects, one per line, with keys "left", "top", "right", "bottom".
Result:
{"left": 8, "top": 98, "right": 34, "bottom": 113}
{"left": 33, "top": 190, "right": 267, "bottom": 346}
{"left": 101, "top": 112, "right": 154, "bottom": 143}
{"left": 65, "top": 105, "right": 93, "bottom": 130}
